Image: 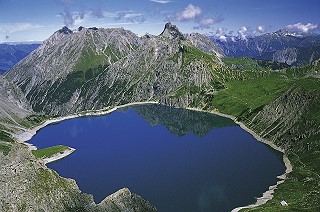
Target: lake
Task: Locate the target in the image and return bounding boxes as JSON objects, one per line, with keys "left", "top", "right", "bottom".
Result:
{"left": 30, "top": 104, "right": 286, "bottom": 212}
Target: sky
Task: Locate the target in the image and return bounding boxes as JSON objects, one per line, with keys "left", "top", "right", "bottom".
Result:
{"left": 0, "top": 0, "right": 319, "bottom": 42}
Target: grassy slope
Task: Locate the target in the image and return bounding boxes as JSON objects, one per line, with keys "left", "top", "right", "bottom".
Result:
{"left": 169, "top": 53, "right": 320, "bottom": 210}
{"left": 32, "top": 145, "right": 70, "bottom": 159}
{"left": 200, "top": 59, "right": 320, "bottom": 211}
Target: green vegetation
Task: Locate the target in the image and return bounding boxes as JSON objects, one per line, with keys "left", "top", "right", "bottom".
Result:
{"left": 167, "top": 53, "right": 320, "bottom": 210}
{"left": 189, "top": 58, "right": 320, "bottom": 211}
{"left": 0, "top": 130, "right": 14, "bottom": 143}
{"left": 74, "top": 48, "right": 108, "bottom": 73}
{"left": 211, "top": 73, "right": 294, "bottom": 117}
{"left": 0, "top": 143, "right": 11, "bottom": 156}
{"left": 31, "top": 64, "right": 108, "bottom": 112}
{"left": 0, "top": 130, "right": 15, "bottom": 156}
{"left": 32, "top": 145, "right": 71, "bottom": 159}
{"left": 223, "top": 57, "right": 289, "bottom": 71}
{"left": 182, "top": 44, "right": 219, "bottom": 66}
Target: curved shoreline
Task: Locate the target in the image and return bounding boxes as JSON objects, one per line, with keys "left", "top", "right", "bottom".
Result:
{"left": 14, "top": 102, "right": 292, "bottom": 210}
{"left": 43, "top": 147, "right": 76, "bottom": 164}
{"left": 14, "top": 101, "right": 159, "bottom": 144}
{"left": 187, "top": 107, "right": 293, "bottom": 211}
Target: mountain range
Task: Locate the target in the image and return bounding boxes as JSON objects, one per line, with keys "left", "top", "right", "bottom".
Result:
{"left": 0, "top": 23, "right": 319, "bottom": 211}
{"left": 0, "top": 43, "right": 40, "bottom": 73}
{"left": 213, "top": 29, "right": 320, "bottom": 66}
{"left": 4, "top": 23, "right": 224, "bottom": 115}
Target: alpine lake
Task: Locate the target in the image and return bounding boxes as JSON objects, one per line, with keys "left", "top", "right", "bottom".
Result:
{"left": 30, "top": 104, "right": 286, "bottom": 212}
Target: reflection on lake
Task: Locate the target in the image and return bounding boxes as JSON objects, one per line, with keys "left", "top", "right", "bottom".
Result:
{"left": 30, "top": 104, "right": 285, "bottom": 212}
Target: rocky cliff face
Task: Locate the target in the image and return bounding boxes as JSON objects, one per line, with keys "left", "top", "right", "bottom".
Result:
{"left": 186, "top": 33, "right": 224, "bottom": 59}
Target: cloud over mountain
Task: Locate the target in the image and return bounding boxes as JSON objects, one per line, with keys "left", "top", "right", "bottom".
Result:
{"left": 286, "top": 22, "right": 318, "bottom": 33}
{"left": 257, "top": 25, "right": 265, "bottom": 33}
{"left": 238, "top": 26, "right": 248, "bottom": 40}
{"left": 176, "top": 4, "right": 202, "bottom": 21}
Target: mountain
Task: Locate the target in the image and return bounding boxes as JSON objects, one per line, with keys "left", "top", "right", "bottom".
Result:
{"left": 213, "top": 29, "right": 320, "bottom": 66}
{"left": 5, "top": 24, "right": 224, "bottom": 115}
{"left": 1, "top": 23, "right": 320, "bottom": 211}
{"left": 0, "top": 43, "right": 40, "bottom": 72}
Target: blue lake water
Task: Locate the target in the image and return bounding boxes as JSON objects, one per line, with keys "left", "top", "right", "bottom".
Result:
{"left": 30, "top": 104, "right": 286, "bottom": 212}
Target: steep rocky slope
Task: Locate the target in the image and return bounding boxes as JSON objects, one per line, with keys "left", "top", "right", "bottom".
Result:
{"left": 0, "top": 76, "right": 33, "bottom": 143}
{"left": 5, "top": 23, "right": 224, "bottom": 115}
{"left": 5, "top": 26, "right": 140, "bottom": 112}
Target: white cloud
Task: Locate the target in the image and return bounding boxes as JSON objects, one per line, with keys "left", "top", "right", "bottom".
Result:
{"left": 238, "top": 26, "right": 248, "bottom": 40}
{"left": 176, "top": 4, "right": 201, "bottom": 21}
{"left": 114, "top": 11, "right": 145, "bottom": 23}
{"left": 124, "top": 13, "right": 142, "bottom": 18}
{"left": 193, "top": 16, "right": 224, "bottom": 30}
{"left": 211, "top": 27, "right": 229, "bottom": 42}
{"left": 286, "top": 22, "right": 318, "bottom": 33}
{"left": 257, "top": 25, "right": 265, "bottom": 33}
{"left": 150, "top": 0, "right": 172, "bottom": 3}
{"left": 0, "top": 23, "right": 44, "bottom": 33}
{"left": 200, "top": 18, "right": 215, "bottom": 26}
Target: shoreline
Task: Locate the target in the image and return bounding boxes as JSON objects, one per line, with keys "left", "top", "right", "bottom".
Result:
{"left": 187, "top": 107, "right": 293, "bottom": 211}
{"left": 14, "top": 102, "right": 292, "bottom": 210}
{"left": 43, "top": 147, "right": 76, "bottom": 164}
{"left": 15, "top": 101, "right": 158, "bottom": 144}
{"left": 15, "top": 101, "right": 158, "bottom": 163}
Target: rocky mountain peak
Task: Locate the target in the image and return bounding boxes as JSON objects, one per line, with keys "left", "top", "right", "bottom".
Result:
{"left": 160, "top": 22, "right": 184, "bottom": 40}
{"left": 78, "top": 26, "right": 85, "bottom": 31}
{"left": 57, "top": 26, "right": 73, "bottom": 35}
{"left": 273, "top": 29, "right": 302, "bottom": 37}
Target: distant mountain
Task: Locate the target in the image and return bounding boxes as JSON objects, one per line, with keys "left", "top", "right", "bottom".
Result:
{"left": 0, "top": 43, "right": 40, "bottom": 72}
{"left": 212, "top": 29, "right": 320, "bottom": 66}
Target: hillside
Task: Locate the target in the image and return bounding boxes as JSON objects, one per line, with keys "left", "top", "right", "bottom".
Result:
{"left": 0, "top": 23, "right": 319, "bottom": 211}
